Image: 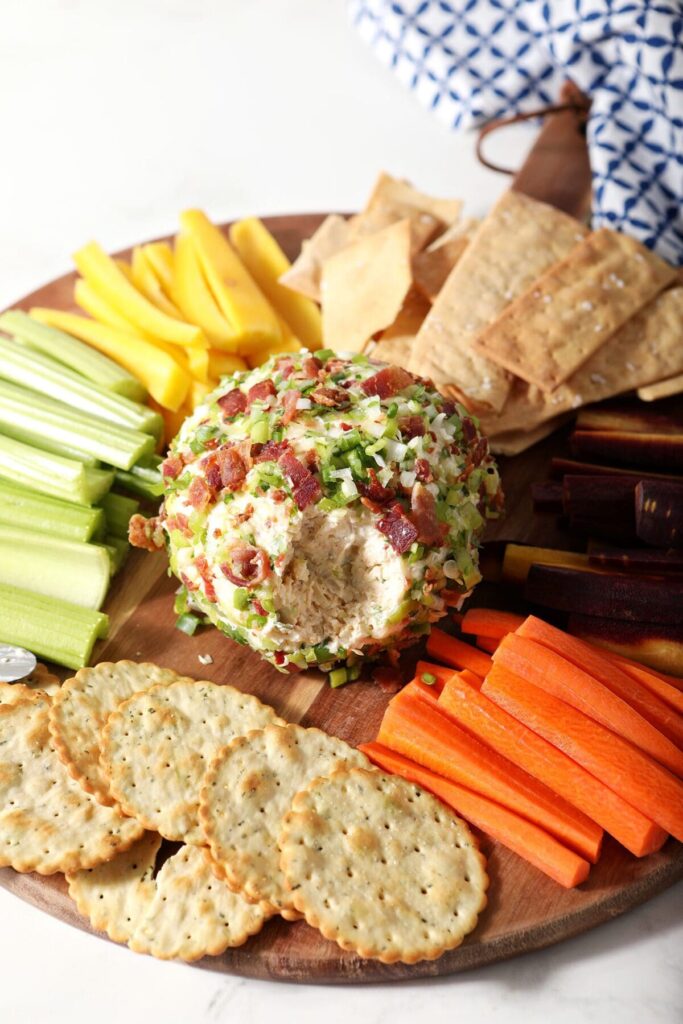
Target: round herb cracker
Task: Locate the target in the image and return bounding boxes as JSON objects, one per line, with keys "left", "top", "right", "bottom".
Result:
{"left": 49, "top": 661, "right": 186, "bottom": 806}
{"left": 67, "top": 832, "right": 271, "bottom": 961}
{"left": 101, "top": 678, "right": 284, "bottom": 843}
{"left": 0, "top": 663, "right": 61, "bottom": 707}
{"left": 200, "top": 723, "right": 369, "bottom": 916}
{"left": 0, "top": 697, "right": 143, "bottom": 875}
{"left": 278, "top": 766, "right": 488, "bottom": 964}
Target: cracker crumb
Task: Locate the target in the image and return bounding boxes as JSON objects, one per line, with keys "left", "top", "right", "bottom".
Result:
{"left": 580, "top": 301, "right": 593, "bottom": 311}
{"left": 593, "top": 323, "right": 603, "bottom": 332}
{"left": 626, "top": 361, "right": 636, "bottom": 372}
{"left": 572, "top": 394, "right": 583, "bottom": 408}
{"left": 542, "top": 294, "right": 552, "bottom": 303}
{"left": 198, "top": 654, "right": 213, "bottom": 666}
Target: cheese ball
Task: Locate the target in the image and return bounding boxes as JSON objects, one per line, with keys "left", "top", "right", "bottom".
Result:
{"left": 158, "top": 352, "right": 503, "bottom": 676}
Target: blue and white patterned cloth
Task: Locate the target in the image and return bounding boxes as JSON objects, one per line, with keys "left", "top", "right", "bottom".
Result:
{"left": 350, "top": 1, "right": 683, "bottom": 265}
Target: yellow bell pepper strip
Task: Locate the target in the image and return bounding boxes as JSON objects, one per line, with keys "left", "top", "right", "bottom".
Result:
{"left": 207, "top": 349, "right": 247, "bottom": 379}
{"left": 247, "top": 318, "right": 303, "bottom": 368}
{"left": 30, "top": 309, "right": 189, "bottom": 412}
{"left": 179, "top": 210, "right": 282, "bottom": 353}
{"left": 229, "top": 217, "right": 322, "bottom": 350}
{"left": 73, "top": 241, "right": 202, "bottom": 348}
{"left": 74, "top": 278, "right": 154, "bottom": 337}
{"left": 172, "top": 231, "right": 239, "bottom": 352}
{"left": 131, "top": 247, "right": 184, "bottom": 320}
{"left": 142, "top": 242, "right": 175, "bottom": 297}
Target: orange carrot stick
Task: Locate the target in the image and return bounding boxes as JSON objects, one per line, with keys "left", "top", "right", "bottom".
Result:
{"left": 517, "top": 616, "right": 683, "bottom": 749}
{"left": 378, "top": 690, "right": 602, "bottom": 862}
{"left": 494, "top": 634, "right": 683, "bottom": 778}
{"left": 602, "top": 652, "right": 683, "bottom": 716}
{"left": 426, "top": 628, "right": 493, "bottom": 677}
{"left": 460, "top": 608, "right": 525, "bottom": 639}
{"left": 359, "top": 742, "right": 591, "bottom": 889}
{"left": 476, "top": 636, "right": 500, "bottom": 654}
{"left": 438, "top": 675, "right": 665, "bottom": 857}
{"left": 482, "top": 664, "right": 683, "bottom": 842}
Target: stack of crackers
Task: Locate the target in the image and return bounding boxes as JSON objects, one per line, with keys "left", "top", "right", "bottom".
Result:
{"left": 283, "top": 175, "right": 683, "bottom": 455}
{"left": 0, "top": 663, "right": 487, "bottom": 964}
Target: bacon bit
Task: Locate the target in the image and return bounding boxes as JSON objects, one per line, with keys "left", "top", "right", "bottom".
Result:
{"left": 361, "top": 366, "right": 414, "bottom": 399}
{"left": 281, "top": 389, "right": 300, "bottom": 425}
{"left": 398, "top": 415, "right": 425, "bottom": 439}
{"left": 358, "top": 468, "right": 394, "bottom": 504}
{"left": 165, "top": 513, "right": 192, "bottom": 537}
{"left": 217, "top": 442, "right": 250, "bottom": 491}
{"left": 128, "top": 513, "right": 165, "bottom": 551}
{"left": 360, "top": 496, "right": 384, "bottom": 513}
{"left": 441, "top": 398, "right": 457, "bottom": 416}
{"left": 271, "top": 488, "right": 287, "bottom": 503}
{"left": 235, "top": 504, "right": 255, "bottom": 527}
{"left": 252, "top": 600, "right": 268, "bottom": 616}
{"left": 302, "top": 355, "right": 323, "bottom": 378}
{"left": 414, "top": 458, "right": 433, "bottom": 483}
{"left": 310, "top": 386, "right": 350, "bottom": 408}
{"left": 461, "top": 417, "right": 477, "bottom": 443}
{"left": 410, "top": 482, "right": 446, "bottom": 546}
{"left": 274, "top": 651, "right": 286, "bottom": 666}
{"left": 187, "top": 475, "right": 213, "bottom": 511}
{"left": 275, "top": 356, "right": 296, "bottom": 378}
{"left": 470, "top": 436, "right": 489, "bottom": 466}
{"left": 340, "top": 422, "right": 353, "bottom": 431}
{"left": 278, "top": 450, "right": 321, "bottom": 509}
{"left": 373, "top": 665, "right": 403, "bottom": 694}
{"left": 180, "top": 572, "right": 199, "bottom": 592}
{"left": 253, "top": 439, "right": 291, "bottom": 463}
{"left": 161, "top": 453, "right": 184, "bottom": 480}
{"left": 201, "top": 453, "right": 222, "bottom": 493}
{"left": 325, "top": 358, "right": 347, "bottom": 375}
{"left": 195, "top": 554, "right": 217, "bottom": 602}
{"left": 220, "top": 544, "right": 270, "bottom": 588}
{"left": 303, "top": 448, "right": 319, "bottom": 471}
{"left": 376, "top": 503, "right": 418, "bottom": 553}
{"left": 213, "top": 528, "right": 223, "bottom": 538}
{"left": 218, "top": 388, "right": 247, "bottom": 416}
{"left": 247, "top": 379, "right": 276, "bottom": 406}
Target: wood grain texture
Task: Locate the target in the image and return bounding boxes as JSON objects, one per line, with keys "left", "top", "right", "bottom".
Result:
{"left": 1, "top": 213, "right": 681, "bottom": 983}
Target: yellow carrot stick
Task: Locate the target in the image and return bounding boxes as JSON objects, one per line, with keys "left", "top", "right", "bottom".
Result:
{"left": 247, "top": 318, "right": 303, "bottom": 368}
{"left": 184, "top": 340, "right": 210, "bottom": 383}
{"left": 131, "top": 247, "right": 184, "bottom": 320}
{"left": 142, "top": 242, "right": 175, "bottom": 297}
{"left": 172, "top": 232, "right": 239, "bottom": 352}
{"left": 207, "top": 349, "right": 248, "bottom": 378}
{"left": 230, "top": 216, "right": 322, "bottom": 350}
{"left": 30, "top": 308, "right": 189, "bottom": 412}
{"left": 73, "top": 241, "right": 202, "bottom": 348}
{"left": 179, "top": 210, "right": 281, "bottom": 353}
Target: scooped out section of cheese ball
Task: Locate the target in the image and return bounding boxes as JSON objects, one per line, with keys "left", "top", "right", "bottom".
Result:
{"left": 154, "top": 352, "right": 503, "bottom": 675}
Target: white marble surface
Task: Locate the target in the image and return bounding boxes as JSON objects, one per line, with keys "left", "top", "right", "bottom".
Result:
{"left": 0, "top": 3, "right": 681, "bottom": 1022}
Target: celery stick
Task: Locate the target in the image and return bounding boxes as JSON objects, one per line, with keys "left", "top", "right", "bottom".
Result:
{"left": 0, "top": 418, "right": 99, "bottom": 465}
{"left": 0, "top": 378, "right": 154, "bottom": 470}
{"left": 0, "top": 432, "right": 113, "bottom": 505}
{"left": 0, "top": 335, "right": 162, "bottom": 439}
{"left": 0, "top": 479, "right": 103, "bottom": 541}
{"left": 99, "top": 491, "right": 139, "bottom": 538}
{"left": 0, "top": 310, "right": 146, "bottom": 401}
{"left": 105, "top": 534, "right": 129, "bottom": 573}
{"left": 0, "top": 582, "right": 108, "bottom": 669}
{"left": 0, "top": 525, "right": 110, "bottom": 609}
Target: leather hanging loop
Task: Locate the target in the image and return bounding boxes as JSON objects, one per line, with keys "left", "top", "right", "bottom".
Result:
{"left": 476, "top": 97, "right": 590, "bottom": 176}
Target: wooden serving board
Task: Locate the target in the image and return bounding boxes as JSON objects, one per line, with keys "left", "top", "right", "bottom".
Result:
{"left": 1, "top": 208, "right": 682, "bottom": 982}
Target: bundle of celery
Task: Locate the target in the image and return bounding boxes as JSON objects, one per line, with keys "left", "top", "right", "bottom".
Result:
{"left": 0, "top": 311, "right": 162, "bottom": 668}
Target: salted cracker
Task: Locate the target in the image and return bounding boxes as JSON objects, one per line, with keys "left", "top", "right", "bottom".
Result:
{"left": 371, "top": 287, "right": 431, "bottom": 367}
{"left": 363, "top": 171, "right": 462, "bottom": 228}
{"left": 321, "top": 219, "right": 413, "bottom": 353}
{"left": 101, "top": 678, "right": 283, "bottom": 843}
{"left": 0, "top": 697, "right": 143, "bottom": 874}
{"left": 49, "top": 661, "right": 185, "bottom": 806}
{"left": 474, "top": 227, "right": 677, "bottom": 392}
{"left": 200, "top": 723, "right": 369, "bottom": 916}
{"left": 278, "top": 214, "right": 351, "bottom": 302}
{"left": 67, "top": 832, "right": 270, "bottom": 960}
{"left": 278, "top": 767, "right": 488, "bottom": 964}
{"left": 408, "top": 190, "right": 587, "bottom": 411}
{"left": 639, "top": 372, "right": 683, "bottom": 402}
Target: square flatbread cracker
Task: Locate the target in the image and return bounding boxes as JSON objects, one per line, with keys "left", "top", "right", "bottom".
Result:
{"left": 279, "top": 214, "right": 351, "bottom": 302}
{"left": 200, "top": 723, "right": 369, "bottom": 917}
{"left": 479, "top": 286, "right": 683, "bottom": 437}
{"left": 67, "top": 832, "right": 271, "bottom": 961}
{"left": 639, "top": 372, "right": 683, "bottom": 401}
{"left": 409, "top": 190, "right": 587, "bottom": 412}
{"left": 488, "top": 416, "right": 572, "bottom": 456}
{"left": 321, "top": 219, "right": 413, "bottom": 353}
{"left": 474, "top": 227, "right": 677, "bottom": 392}
{"left": 49, "top": 661, "right": 187, "bottom": 806}
{"left": 363, "top": 171, "right": 461, "bottom": 227}
{"left": 279, "top": 766, "right": 488, "bottom": 965}
{"left": 371, "top": 287, "right": 431, "bottom": 367}
{"left": 101, "top": 678, "right": 284, "bottom": 843}
{"left": 0, "top": 696, "right": 143, "bottom": 874}
{"left": 412, "top": 234, "right": 471, "bottom": 303}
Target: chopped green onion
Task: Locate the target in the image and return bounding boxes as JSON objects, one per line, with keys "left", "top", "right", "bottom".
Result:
{"left": 250, "top": 418, "right": 270, "bottom": 444}
{"left": 247, "top": 613, "right": 268, "bottom": 629}
{"left": 334, "top": 429, "right": 362, "bottom": 453}
{"left": 313, "top": 348, "right": 335, "bottom": 362}
{"left": 329, "top": 667, "right": 349, "bottom": 688}
{"left": 233, "top": 587, "right": 250, "bottom": 610}
{"left": 421, "top": 672, "right": 437, "bottom": 686}
{"left": 313, "top": 644, "right": 334, "bottom": 663}
{"left": 387, "top": 402, "right": 398, "bottom": 419}
{"left": 175, "top": 612, "right": 200, "bottom": 636}
{"left": 345, "top": 448, "right": 366, "bottom": 479}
